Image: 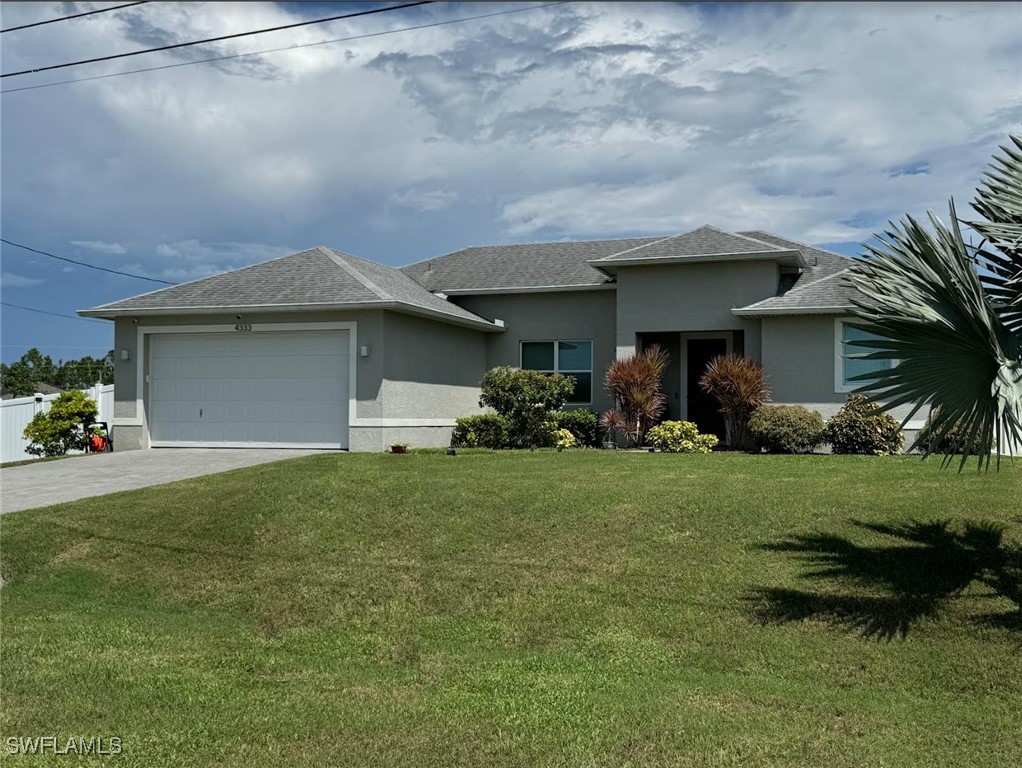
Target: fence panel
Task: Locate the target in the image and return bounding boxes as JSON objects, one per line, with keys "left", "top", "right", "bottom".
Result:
{"left": 0, "top": 385, "right": 115, "bottom": 463}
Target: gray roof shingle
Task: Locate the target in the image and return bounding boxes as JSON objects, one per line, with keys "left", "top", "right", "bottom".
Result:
{"left": 734, "top": 268, "right": 859, "bottom": 314}
{"left": 730, "top": 233, "right": 859, "bottom": 314}
{"left": 81, "top": 246, "right": 498, "bottom": 328}
{"left": 591, "top": 225, "right": 791, "bottom": 262}
{"left": 401, "top": 237, "right": 662, "bottom": 292}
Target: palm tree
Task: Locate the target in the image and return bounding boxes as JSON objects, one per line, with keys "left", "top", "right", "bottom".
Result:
{"left": 846, "top": 134, "right": 1022, "bottom": 469}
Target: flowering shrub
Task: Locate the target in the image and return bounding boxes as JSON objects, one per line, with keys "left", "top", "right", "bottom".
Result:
{"left": 646, "top": 421, "right": 718, "bottom": 453}
{"left": 552, "top": 428, "right": 576, "bottom": 449}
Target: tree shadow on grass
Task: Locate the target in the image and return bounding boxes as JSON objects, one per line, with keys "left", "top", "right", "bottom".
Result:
{"left": 748, "top": 520, "right": 1022, "bottom": 639}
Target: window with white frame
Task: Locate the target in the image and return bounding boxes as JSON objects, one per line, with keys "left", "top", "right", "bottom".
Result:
{"left": 521, "top": 340, "right": 593, "bottom": 403}
{"left": 835, "top": 319, "right": 894, "bottom": 392}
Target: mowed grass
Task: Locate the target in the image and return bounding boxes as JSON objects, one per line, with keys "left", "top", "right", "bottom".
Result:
{"left": 2, "top": 451, "right": 1021, "bottom": 767}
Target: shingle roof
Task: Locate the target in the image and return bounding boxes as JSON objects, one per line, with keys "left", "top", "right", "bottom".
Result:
{"left": 733, "top": 268, "right": 859, "bottom": 315}
{"left": 730, "top": 234, "right": 859, "bottom": 314}
{"left": 737, "top": 231, "right": 853, "bottom": 287}
{"left": 80, "top": 246, "right": 499, "bottom": 329}
{"left": 591, "top": 225, "right": 792, "bottom": 263}
{"left": 401, "top": 237, "right": 662, "bottom": 292}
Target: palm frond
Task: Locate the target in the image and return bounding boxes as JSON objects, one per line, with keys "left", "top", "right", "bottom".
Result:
{"left": 847, "top": 210, "right": 1022, "bottom": 469}
{"left": 970, "top": 134, "right": 1022, "bottom": 333}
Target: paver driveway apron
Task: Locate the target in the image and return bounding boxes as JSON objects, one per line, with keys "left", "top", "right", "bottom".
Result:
{"left": 0, "top": 449, "right": 328, "bottom": 514}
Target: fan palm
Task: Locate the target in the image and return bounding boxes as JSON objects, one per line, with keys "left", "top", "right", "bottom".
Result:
{"left": 846, "top": 135, "right": 1022, "bottom": 469}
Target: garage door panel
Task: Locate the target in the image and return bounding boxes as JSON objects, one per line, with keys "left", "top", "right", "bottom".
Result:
{"left": 151, "top": 354, "right": 345, "bottom": 381}
{"left": 149, "top": 331, "right": 349, "bottom": 448}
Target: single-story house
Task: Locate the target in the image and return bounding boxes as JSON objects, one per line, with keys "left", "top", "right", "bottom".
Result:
{"left": 80, "top": 225, "right": 917, "bottom": 452}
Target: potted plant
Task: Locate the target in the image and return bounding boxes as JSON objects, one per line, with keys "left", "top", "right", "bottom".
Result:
{"left": 389, "top": 443, "right": 409, "bottom": 454}
{"left": 599, "top": 409, "right": 623, "bottom": 449}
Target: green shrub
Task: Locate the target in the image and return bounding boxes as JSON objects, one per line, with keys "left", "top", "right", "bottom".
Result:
{"left": 548, "top": 409, "right": 598, "bottom": 447}
{"left": 23, "top": 390, "right": 98, "bottom": 457}
{"left": 748, "top": 405, "right": 827, "bottom": 454}
{"left": 646, "top": 420, "right": 718, "bottom": 453}
{"left": 827, "top": 394, "right": 904, "bottom": 455}
{"left": 917, "top": 413, "right": 992, "bottom": 456}
{"left": 479, "top": 366, "right": 574, "bottom": 448}
{"left": 552, "top": 428, "right": 576, "bottom": 449}
{"left": 451, "top": 414, "right": 509, "bottom": 449}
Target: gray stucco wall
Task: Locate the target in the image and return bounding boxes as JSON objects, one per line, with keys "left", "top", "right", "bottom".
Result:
{"left": 453, "top": 289, "right": 618, "bottom": 414}
{"left": 110, "top": 309, "right": 490, "bottom": 452}
{"left": 761, "top": 313, "right": 923, "bottom": 428}
{"left": 613, "top": 261, "right": 776, "bottom": 362}
{"left": 381, "top": 311, "right": 488, "bottom": 420}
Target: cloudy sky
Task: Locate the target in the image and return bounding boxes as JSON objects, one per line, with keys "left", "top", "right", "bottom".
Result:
{"left": 1, "top": 1, "right": 1020, "bottom": 363}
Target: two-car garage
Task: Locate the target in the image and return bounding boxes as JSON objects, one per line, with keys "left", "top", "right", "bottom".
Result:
{"left": 147, "top": 329, "right": 351, "bottom": 449}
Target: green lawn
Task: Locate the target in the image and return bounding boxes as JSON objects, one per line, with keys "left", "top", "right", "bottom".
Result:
{"left": 2, "top": 451, "right": 1020, "bottom": 767}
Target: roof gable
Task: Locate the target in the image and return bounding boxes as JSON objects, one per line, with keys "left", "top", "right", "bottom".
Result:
{"left": 592, "top": 225, "right": 791, "bottom": 262}
{"left": 80, "top": 247, "right": 499, "bottom": 329}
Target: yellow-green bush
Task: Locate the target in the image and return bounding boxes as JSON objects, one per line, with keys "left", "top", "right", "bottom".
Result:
{"left": 552, "top": 428, "right": 576, "bottom": 449}
{"left": 646, "top": 421, "right": 718, "bottom": 453}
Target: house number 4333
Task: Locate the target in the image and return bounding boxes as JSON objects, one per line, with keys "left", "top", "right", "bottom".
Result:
{"left": 234, "top": 323, "right": 253, "bottom": 332}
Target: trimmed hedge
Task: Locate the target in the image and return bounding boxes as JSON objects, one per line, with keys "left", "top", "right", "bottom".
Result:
{"left": 451, "top": 415, "right": 509, "bottom": 449}
{"left": 548, "top": 409, "right": 598, "bottom": 447}
{"left": 827, "top": 394, "right": 903, "bottom": 455}
{"left": 748, "top": 405, "right": 826, "bottom": 454}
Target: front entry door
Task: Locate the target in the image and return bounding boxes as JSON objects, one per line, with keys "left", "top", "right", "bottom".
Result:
{"left": 686, "top": 338, "right": 727, "bottom": 441}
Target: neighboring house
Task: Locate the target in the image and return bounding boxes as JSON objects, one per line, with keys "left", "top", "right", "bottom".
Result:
{"left": 0, "top": 383, "right": 65, "bottom": 400}
{"left": 79, "top": 225, "right": 913, "bottom": 452}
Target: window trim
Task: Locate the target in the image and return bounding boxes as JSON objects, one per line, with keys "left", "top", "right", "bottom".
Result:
{"left": 519, "top": 339, "right": 594, "bottom": 405}
{"left": 834, "top": 318, "right": 894, "bottom": 393}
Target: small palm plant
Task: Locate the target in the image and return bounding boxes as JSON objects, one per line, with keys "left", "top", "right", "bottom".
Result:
{"left": 603, "top": 345, "right": 669, "bottom": 447}
{"left": 699, "top": 353, "right": 769, "bottom": 449}
{"left": 847, "top": 134, "right": 1022, "bottom": 468}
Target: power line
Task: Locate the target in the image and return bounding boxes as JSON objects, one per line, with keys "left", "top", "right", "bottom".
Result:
{"left": 1, "top": 1, "right": 432, "bottom": 78}
{"left": 1, "top": 238, "right": 177, "bottom": 285}
{"left": 2, "top": 2, "right": 565, "bottom": 94}
{"left": 1, "top": 2, "right": 149, "bottom": 34}
{"left": 1, "top": 301, "right": 110, "bottom": 325}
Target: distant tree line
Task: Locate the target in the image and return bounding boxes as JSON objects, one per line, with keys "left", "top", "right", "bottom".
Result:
{"left": 0, "top": 348, "right": 115, "bottom": 397}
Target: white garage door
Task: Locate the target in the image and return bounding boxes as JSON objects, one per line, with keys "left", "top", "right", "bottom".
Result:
{"left": 149, "top": 330, "right": 349, "bottom": 448}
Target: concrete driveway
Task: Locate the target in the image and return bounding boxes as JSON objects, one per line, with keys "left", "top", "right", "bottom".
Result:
{"left": 1, "top": 449, "right": 329, "bottom": 514}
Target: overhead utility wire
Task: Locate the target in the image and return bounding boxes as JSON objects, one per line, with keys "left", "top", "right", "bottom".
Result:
{"left": 1, "top": 1, "right": 149, "bottom": 34}
{"left": 1, "top": 1, "right": 432, "bottom": 78}
{"left": 1, "top": 238, "right": 177, "bottom": 285}
{"left": 1, "top": 2, "right": 565, "bottom": 94}
{"left": 1, "top": 301, "right": 109, "bottom": 325}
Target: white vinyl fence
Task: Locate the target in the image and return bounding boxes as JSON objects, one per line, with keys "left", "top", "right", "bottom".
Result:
{"left": 0, "top": 384, "right": 114, "bottom": 463}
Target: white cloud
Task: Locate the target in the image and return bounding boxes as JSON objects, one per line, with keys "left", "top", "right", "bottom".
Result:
{"left": 70, "top": 240, "right": 128, "bottom": 254}
{"left": 2, "top": 272, "right": 44, "bottom": 288}
{"left": 146, "top": 240, "right": 294, "bottom": 281}
{"left": 0, "top": 0, "right": 1018, "bottom": 283}
{"left": 391, "top": 188, "right": 458, "bottom": 212}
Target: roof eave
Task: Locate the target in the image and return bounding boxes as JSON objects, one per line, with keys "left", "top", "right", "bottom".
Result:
{"left": 78, "top": 300, "right": 505, "bottom": 332}
{"left": 731, "top": 304, "right": 853, "bottom": 317}
{"left": 439, "top": 282, "right": 616, "bottom": 296}
{"left": 588, "top": 249, "right": 805, "bottom": 274}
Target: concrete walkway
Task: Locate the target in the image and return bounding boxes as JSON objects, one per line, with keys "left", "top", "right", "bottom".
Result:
{"left": 1, "top": 449, "right": 329, "bottom": 514}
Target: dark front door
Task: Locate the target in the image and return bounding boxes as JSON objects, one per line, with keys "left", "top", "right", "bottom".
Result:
{"left": 686, "top": 338, "right": 727, "bottom": 441}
